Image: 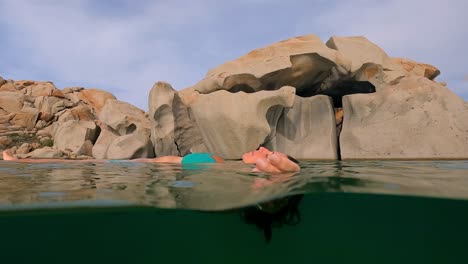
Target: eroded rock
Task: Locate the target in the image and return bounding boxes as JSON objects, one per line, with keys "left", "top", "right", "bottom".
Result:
{"left": 340, "top": 76, "right": 468, "bottom": 159}
{"left": 0, "top": 92, "right": 25, "bottom": 113}
{"left": 188, "top": 86, "right": 296, "bottom": 159}
{"left": 106, "top": 130, "right": 154, "bottom": 159}
{"left": 148, "top": 82, "right": 179, "bottom": 156}
{"left": 265, "top": 95, "right": 338, "bottom": 159}
{"left": 79, "top": 88, "right": 116, "bottom": 114}
{"left": 53, "top": 120, "right": 99, "bottom": 156}
{"left": 99, "top": 99, "right": 150, "bottom": 136}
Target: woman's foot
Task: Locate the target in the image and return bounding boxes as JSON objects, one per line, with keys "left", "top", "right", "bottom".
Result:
{"left": 2, "top": 150, "right": 16, "bottom": 161}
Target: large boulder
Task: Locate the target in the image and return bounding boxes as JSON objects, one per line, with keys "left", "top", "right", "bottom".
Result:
{"left": 79, "top": 88, "right": 116, "bottom": 114}
{"left": 98, "top": 99, "right": 150, "bottom": 136}
{"left": 173, "top": 93, "right": 207, "bottom": 156}
{"left": 34, "top": 96, "right": 72, "bottom": 114}
{"left": 106, "top": 130, "right": 154, "bottom": 159}
{"left": 10, "top": 111, "right": 40, "bottom": 129}
{"left": 340, "top": 76, "right": 468, "bottom": 159}
{"left": 265, "top": 95, "right": 338, "bottom": 159}
{"left": 53, "top": 120, "right": 99, "bottom": 156}
{"left": 23, "top": 81, "right": 65, "bottom": 97}
{"left": 0, "top": 82, "right": 18, "bottom": 92}
{"left": 19, "top": 147, "right": 65, "bottom": 159}
{"left": 148, "top": 82, "right": 179, "bottom": 156}
{"left": 188, "top": 86, "right": 296, "bottom": 159}
{"left": 0, "top": 92, "right": 25, "bottom": 113}
{"left": 326, "top": 36, "right": 406, "bottom": 89}
{"left": 189, "top": 34, "right": 351, "bottom": 96}
{"left": 91, "top": 124, "right": 120, "bottom": 159}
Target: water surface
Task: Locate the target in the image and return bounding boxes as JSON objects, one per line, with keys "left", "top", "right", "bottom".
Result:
{"left": 1, "top": 160, "right": 468, "bottom": 264}
{"left": 1, "top": 160, "right": 468, "bottom": 210}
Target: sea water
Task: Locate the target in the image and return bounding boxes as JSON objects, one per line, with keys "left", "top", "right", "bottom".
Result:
{"left": 0, "top": 160, "right": 467, "bottom": 263}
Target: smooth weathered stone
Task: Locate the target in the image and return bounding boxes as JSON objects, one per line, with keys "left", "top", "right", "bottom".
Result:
{"left": 340, "top": 76, "right": 468, "bottom": 159}
{"left": 16, "top": 143, "right": 32, "bottom": 155}
{"left": 148, "top": 82, "right": 179, "bottom": 156}
{"left": 391, "top": 57, "right": 440, "bottom": 80}
{"left": 190, "top": 34, "right": 351, "bottom": 96}
{"left": 326, "top": 36, "right": 406, "bottom": 85}
{"left": 265, "top": 95, "right": 338, "bottom": 159}
{"left": 0, "top": 92, "right": 25, "bottom": 113}
{"left": 24, "top": 81, "right": 60, "bottom": 97}
{"left": 70, "top": 104, "right": 95, "bottom": 121}
{"left": 173, "top": 92, "right": 207, "bottom": 156}
{"left": 99, "top": 99, "right": 150, "bottom": 136}
{"left": 188, "top": 86, "right": 296, "bottom": 159}
{"left": 0, "top": 76, "right": 5, "bottom": 86}
{"left": 53, "top": 120, "right": 99, "bottom": 155}
{"left": 10, "top": 111, "right": 40, "bottom": 129}
{"left": 0, "top": 82, "right": 18, "bottom": 92}
{"left": 34, "top": 96, "right": 65, "bottom": 114}
{"left": 92, "top": 124, "right": 119, "bottom": 159}
{"left": 20, "top": 147, "right": 64, "bottom": 159}
{"left": 106, "top": 130, "right": 154, "bottom": 159}
{"left": 63, "top": 91, "right": 82, "bottom": 104}
{"left": 79, "top": 88, "right": 116, "bottom": 114}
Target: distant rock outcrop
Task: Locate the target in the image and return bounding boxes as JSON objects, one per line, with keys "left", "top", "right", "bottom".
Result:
{"left": 2, "top": 33, "right": 466, "bottom": 160}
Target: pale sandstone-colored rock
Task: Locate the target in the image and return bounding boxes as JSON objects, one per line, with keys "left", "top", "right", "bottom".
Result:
{"left": 16, "top": 143, "right": 32, "bottom": 155}
{"left": 0, "top": 82, "right": 18, "bottom": 92}
{"left": 148, "top": 82, "right": 179, "bottom": 156}
{"left": 20, "top": 147, "right": 64, "bottom": 159}
{"left": 340, "top": 76, "right": 468, "bottom": 159}
{"left": 36, "top": 129, "right": 51, "bottom": 138}
{"left": 265, "top": 95, "right": 338, "bottom": 159}
{"left": 34, "top": 96, "right": 67, "bottom": 114}
{"left": 70, "top": 104, "right": 95, "bottom": 121}
{"left": 391, "top": 57, "right": 440, "bottom": 80}
{"left": 25, "top": 82, "right": 60, "bottom": 97}
{"left": 98, "top": 99, "right": 150, "bottom": 136}
{"left": 0, "top": 136, "right": 12, "bottom": 147}
{"left": 0, "top": 92, "right": 25, "bottom": 113}
{"left": 0, "top": 76, "right": 5, "bottom": 86}
{"left": 326, "top": 36, "right": 406, "bottom": 86}
{"left": 63, "top": 91, "right": 82, "bottom": 104}
{"left": 173, "top": 92, "right": 207, "bottom": 156}
{"left": 79, "top": 89, "right": 116, "bottom": 114}
{"left": 190, "top": 34, "right": 351, "bottom": 96}
{"left": 188, "top": 86, "right": 296, "bottom": 159}
{"left": 62, "top": 87, "right": 84, "bottom": 94}
{"left": 0, "top": 113, "right": 14, "bottom": 124}
{"left": 53, "top": 120, "right": 99, "bottom": 155}
{"left": 106, "top": 130, "right": 154, "bottom": 159}
{"left": 92, "top": 124, "right": 120, "bottom": 159}
{"left": 10, "top": 111, "right": 40, "bottom": 129}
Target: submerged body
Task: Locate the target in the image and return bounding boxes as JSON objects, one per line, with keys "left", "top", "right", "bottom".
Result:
{"left": 2, "top": 147, "right": 300, "bottom": 174}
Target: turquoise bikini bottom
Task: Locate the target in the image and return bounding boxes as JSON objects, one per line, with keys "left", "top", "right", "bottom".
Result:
{"left": 181, "top": 153, "right": 216, "bottom": 164}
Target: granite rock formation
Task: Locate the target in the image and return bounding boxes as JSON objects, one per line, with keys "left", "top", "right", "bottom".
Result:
{"left": 2, "top": 33, "right": 467, "bottom": 160}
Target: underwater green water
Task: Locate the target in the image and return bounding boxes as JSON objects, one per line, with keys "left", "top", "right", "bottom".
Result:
{"left": 1, "top": 160, "right": 468, "bottom": 263}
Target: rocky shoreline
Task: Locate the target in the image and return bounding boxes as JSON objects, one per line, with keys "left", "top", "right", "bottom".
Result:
{"left": 1, "top": 34, "right": 467, "bottom": 160}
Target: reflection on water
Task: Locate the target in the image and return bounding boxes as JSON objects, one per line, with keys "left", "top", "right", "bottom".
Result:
{"left": 0, "top": 160, "right": 468, "bottom": 210}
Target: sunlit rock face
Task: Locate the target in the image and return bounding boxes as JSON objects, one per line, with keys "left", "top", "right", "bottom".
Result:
{"left": 147, "top": 34, "right": 463, "bottom": 160}
{"left": 2, "top": 33, "right": 464, "bottom": 160}
{"left": 340, "top": 76, "right": 468, "bottom": 159}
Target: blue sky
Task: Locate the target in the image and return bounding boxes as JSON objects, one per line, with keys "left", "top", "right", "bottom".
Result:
{"left": 1, "top": 0, "right": 467, "bottom": 110}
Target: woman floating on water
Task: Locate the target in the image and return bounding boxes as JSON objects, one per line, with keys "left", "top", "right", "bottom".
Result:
{"left": 2, "top": 146, "right": 300, "bottom": 174}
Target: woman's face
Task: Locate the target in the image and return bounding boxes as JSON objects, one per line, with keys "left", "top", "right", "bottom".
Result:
{"left": 242, "top": 147, "right": 273, "bottom": 164}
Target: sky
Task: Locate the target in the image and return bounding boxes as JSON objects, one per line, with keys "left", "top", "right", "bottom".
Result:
{"left": 0, "top": 0, "right": 467, "bottom": 110}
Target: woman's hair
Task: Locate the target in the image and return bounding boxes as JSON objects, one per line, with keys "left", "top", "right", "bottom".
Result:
{"left": 241, "top": 194, "right": 303, "bottom": 243}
